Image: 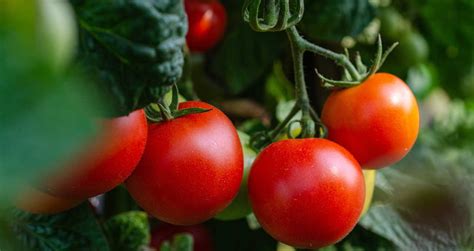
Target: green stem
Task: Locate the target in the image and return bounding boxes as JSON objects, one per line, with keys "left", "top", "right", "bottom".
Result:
{"left": 287, "top": 26, "right": 361, "bottom": 80}
{"left": 285, "top": 26, "right": 316, "bottom": 137}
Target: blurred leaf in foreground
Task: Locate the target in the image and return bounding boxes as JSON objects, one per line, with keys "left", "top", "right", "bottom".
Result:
{"left": 360, "top": 147, "right": 474, "bottom": 250}
{"left": 0, "top": 1, "right": 102, "bottom": 202}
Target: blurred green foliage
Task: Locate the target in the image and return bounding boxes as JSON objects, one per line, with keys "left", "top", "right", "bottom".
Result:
{"left": 0, "top": 1, "right": 102, "bottom": 203}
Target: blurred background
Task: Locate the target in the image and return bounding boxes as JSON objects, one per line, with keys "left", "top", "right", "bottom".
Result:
{"left": 1, "top": 0, "right": 473, "bottom": 250}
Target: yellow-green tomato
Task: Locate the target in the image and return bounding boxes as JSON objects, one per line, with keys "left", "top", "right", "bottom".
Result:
{"left": 215, "top": 131, "right": 257, "bottom": 220}
{"left": 361, "top": 170, "right": 376, "bottom": 216}
{"left": 37, "top": 0, "right": 77, "bottom": 71}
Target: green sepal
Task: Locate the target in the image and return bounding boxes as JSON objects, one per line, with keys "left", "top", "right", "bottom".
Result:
{"left": 173, "top": 108, "right": 212, "bottom": 119}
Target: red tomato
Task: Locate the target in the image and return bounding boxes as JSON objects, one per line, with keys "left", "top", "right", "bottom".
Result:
{"left": 248, "top": 139, "right": 365, "bottom": 248}
{"left": 41, "top": 109, "right": 148, "bottom": 199}
{"left": 150, "top": 223, "right": 214, "bottom": 251}
{"left": 15, "top": 186, "right": 83, "bottom": 214}
{"left": 126, "top": 101, "right": 243, "bottom": 225}
{"left": 321, "top": 73, "right": 420, "bottom": 169}
{"left": 185, "top": 0, "right": 227, "bottom": 52}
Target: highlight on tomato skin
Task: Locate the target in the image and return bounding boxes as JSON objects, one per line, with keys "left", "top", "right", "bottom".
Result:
{"left": 126, "top": 101, "right": 243, "bottom": 226}
{"left": 38, "top": 109, "right": 148, "bottom": 200}
{"left": 322, "top": 73, "right": 420, "bottom": 169}
{"left": 185, "top": 0, "right": 227, "bottom": 52}
{"left": 248, "top": 138, "right": 365, "bottom": 249}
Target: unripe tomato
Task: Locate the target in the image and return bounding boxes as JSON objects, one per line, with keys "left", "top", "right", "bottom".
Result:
{"left": 379, "top": 7, "right": 410, "bottom": 40}
{"left": 248, "top": 139, "right": 365, "bottom": 248}
{"left": 185, "top": 0, "right": 227, "bottom": 52}
{"left": 361, "top": 170, "right": 376, "bottom": 215}
{"left": 126, "top": 101, "right": 243, "bottom": 225}
{"left": 15, "top": 186, "right": 83, "bottom": 214}
{"left": 322, "top": 73, "right": 420, "bottom": 169}
{"left": 37, "top": 0, "right": 77, "bottom": 71}
{"left": 215, "top": 131, "right": 256, "bottom": 221}
{"left": 41, "top": 109, "right": 148, "bottom": 199}
{"left": 150, "top": 223, "right": 214, "bottom": 251}
{"left": 395, "top": 31, "right": 429, "bottom": 66}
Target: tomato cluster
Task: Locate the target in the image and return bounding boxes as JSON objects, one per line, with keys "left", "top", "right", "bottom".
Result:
{"left": 15, "top": 74, "right": 418, "bottom": 249}
{"left": 246, "top": 73, "right": 419, "bottom": 248}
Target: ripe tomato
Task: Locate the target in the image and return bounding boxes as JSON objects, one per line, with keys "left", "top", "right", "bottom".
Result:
{"left": 215, "top": 131, "right": 256, "bottom": 221}
{"left": 248, "top": 139, "right": 365, "bottom": 248}
{"left": 150, "top": 223, "right": 214, "bottom": 251}
{"left": 185, "top": 0, "right": 227, "bottom": 52}
{"left": 322, "top": 73, "right": 420, "bottom": 169}
{"left": 15, "top": 186, "right": 83, "bottom": 214}
{"left": 41, "top": 109, "right": 148, "bottom": 199}
{"left": 126, "top": 101, "right": 243, "bottom": 225}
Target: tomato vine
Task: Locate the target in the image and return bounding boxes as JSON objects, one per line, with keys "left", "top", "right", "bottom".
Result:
{"left": 245, "top": 0, "right": 399, "bottom": 150}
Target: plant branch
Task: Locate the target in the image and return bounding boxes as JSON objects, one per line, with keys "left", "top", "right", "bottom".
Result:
{"left": 286, "top": 26, "right": 361, "bottom": 80}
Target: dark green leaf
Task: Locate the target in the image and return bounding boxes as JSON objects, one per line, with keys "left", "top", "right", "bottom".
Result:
{"left": 71, "top": 0, "right": 188, "bottom": 115}
{"left": 9, "top": 203, "right": 110, "bottom": 251}
{"left": 298, "top": 0, "right": 376, "bottom": 41}
{"left": 208, "top": 0, "right": 286, "bottom": 94}
{"left": 104, "top": 211, "right": 150, "bottom": 251}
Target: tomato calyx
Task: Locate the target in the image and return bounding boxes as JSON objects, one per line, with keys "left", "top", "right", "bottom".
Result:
{"left": 145, "top": 85, "right": 210, "bottom": 123}
{"left": 315, "top": 36, "right": 399, "bottom": 89}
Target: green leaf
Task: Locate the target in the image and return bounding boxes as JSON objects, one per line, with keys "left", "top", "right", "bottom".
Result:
{"left": 104, "top": 211, "right": 150, "bottom": 251}
{"left": 298, "top": 0, "right": 376, "bottom": 41}
{"left": 70, "top": 0, "right": 188, "bottom": 115}
{"left": 9, "top": 203, "right": 110, "bottom": 251}
{"left": 0, "top": 1, "right": 101, "bottom": 202}
{"left": 208, "top": 0, "right": 287, "bottom": 94}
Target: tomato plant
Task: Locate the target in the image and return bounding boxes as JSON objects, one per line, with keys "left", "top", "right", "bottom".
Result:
{"left": 150, "top": 223, "right": 214, "bottom": 251}
{"left": 40, "top": 109, "right": 148, "bottom": 199}
{"left": 322, "top": 73, "right": 420, "bottom": 169}
{"left": 126, "top": 101, "right": 243, "bottom": 225}
{"left": 5, "top": 0, "right": 468, "bottom": 250}
{"left": 185, "top": 0, "right": 227, "bottom": 52}
{"left": 248, "top": 138, "right": 365, "bottom": 248}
